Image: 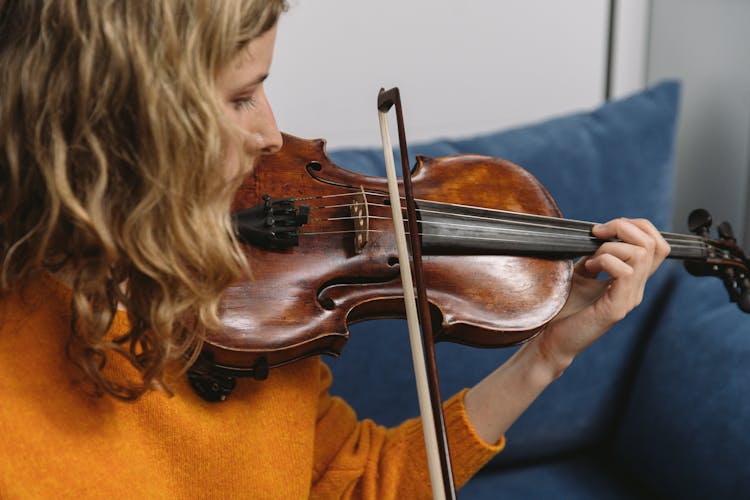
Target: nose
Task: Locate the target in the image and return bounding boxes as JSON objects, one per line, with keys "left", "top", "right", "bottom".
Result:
{"left": 253, "top": 87, "right": 283, "bottom": 155}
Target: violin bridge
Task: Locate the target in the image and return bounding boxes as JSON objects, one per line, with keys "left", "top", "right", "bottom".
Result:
{"left": 350, "top": 186, "right": 369, "bottom": 254}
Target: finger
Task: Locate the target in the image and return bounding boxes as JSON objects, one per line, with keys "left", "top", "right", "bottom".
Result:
{"left": 592, "top": 219, "right": 656, "bottom": 280}
{"left": 592, "top": 218, "right": 653, "bottom": 251}
{"left": 591, "top": 241, "right": 649, "bottom": 265}
{"left": 586, "top": 241, "right": 651, "bottom": 288}
{"left": 584, "top": 252, "right": 635, "bottom": 282}
{"left": 573, "top": 256, "right": 599, "bottom": 279}
{"left": 629, "top": 218, "right": 671, "bottom": 274}
{"left": 586, "top": 255, "right": 644, "bottom": 309}
{"left": 584, "top": 253, "right": 644, "bottom": 321}
{"left": 587, "top": 242, "right": 651, "bottom": 295}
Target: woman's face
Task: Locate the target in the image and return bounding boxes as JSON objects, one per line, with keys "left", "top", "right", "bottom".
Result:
{"left": 215, "top": 24, "right": 282, "bottom": 180}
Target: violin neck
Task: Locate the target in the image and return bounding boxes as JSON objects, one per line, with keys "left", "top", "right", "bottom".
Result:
{"left": 418, "top": 200, "right": 707, "bottom": 261}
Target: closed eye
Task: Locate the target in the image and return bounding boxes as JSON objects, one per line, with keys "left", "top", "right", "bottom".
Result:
{"left": 233, "top": 96, "right": 257, "bottom": 112}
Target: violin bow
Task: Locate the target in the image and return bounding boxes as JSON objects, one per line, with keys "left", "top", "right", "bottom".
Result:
{"left": 377, "top": 87, "right": 456, "bottom": 500}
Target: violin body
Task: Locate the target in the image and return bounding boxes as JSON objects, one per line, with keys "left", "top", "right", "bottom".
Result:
{"left": 202, "top": 134, "right": 573, "bottom": 375}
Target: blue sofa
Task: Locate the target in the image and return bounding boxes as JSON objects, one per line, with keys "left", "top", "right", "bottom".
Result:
{"left": 325, "top": 81, "right": 750, "bottom": 499}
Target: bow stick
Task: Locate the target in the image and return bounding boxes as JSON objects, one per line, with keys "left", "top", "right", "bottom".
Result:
{"left": 377, "top": 87, "right": 456, "bottom": 500}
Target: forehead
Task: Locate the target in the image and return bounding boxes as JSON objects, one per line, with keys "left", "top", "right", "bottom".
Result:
{"left": 221, "top": 26, "right": 277, "bottom": 78}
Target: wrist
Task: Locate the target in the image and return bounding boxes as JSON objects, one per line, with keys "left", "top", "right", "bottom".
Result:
{"left": 463, "top": 332, "right": 572, "bottom": 444}
{"left": 519, "top": 333, "right": 574, "bottom": 384}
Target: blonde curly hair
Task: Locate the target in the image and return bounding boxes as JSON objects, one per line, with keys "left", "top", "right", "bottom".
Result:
{"left": 0, "top": 0, "right": 286, "bottom": 400}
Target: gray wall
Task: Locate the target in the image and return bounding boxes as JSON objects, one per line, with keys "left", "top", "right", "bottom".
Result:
{"left": 647, "top": 0, "right": 750, "bottom": 244}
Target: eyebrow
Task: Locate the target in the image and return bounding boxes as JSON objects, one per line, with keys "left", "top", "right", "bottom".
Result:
{"left": 232, "top": 73, "right": 269, "bottom": 94}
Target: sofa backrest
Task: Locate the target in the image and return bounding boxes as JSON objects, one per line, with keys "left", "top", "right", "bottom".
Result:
{"left": 324, "top": 81, "right": 681, "bottom": 466}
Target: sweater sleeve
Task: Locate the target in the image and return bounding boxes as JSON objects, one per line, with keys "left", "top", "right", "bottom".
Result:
{"left": 310, "top": 361, "right": 505, "bottom": 499}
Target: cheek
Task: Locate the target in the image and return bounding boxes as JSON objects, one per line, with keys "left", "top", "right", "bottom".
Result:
{"left": 222, "top": 147, "right": 240, "bottom": 180}
{"left": 222, "top": 147, "right": 255, "bottom": 184}
{"left": 219, "top": 112, "right": 248, "bottom": 180}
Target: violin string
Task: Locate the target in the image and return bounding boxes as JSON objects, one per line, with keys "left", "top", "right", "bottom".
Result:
{"left": 303, "top": 224, "right": 710, "bottom": 256}
{"left": 295, "top": 190, "right": 717, "bottom": 252}
{"left": 298, "top": 228, "right": 713, "bottom": 255}
{"left": 320, "top": 214, "right": 610, "bottom": 242}
{"left": 294, "top": 190, "right": 704, "bottom": 238}
{"left": 303, "top": 215, "right": 711, "bottom": 253}
{"left": 307, "top": 209, "right": 710, "bottom": 252}
{"left": 368, "top": 215, "right": 702, "bottom": 244}
{"left": 309, "top": 204, "right": 590, "bottom": 237}
{"left": 296, "top": 190, "right": 746, "bottom": 259}
{"left": 299, "top": 192, "right": 707, "bottom": 245}
{"left": 303, "top": 228, "right": 706, "bottom": 250}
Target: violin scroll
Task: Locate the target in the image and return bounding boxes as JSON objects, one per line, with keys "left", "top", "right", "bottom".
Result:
{"left": 684, "top": 208, "right": 750, "bottom": 312}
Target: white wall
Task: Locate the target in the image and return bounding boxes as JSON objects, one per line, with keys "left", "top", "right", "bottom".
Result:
{"left": 268, "top": 0, "right": 613, "bottom": 149}
{"left": 610, "top": 0, "right": 650, "bottom": 99}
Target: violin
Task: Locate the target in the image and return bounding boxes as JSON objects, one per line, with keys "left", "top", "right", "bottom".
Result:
{"left": 187, "top": 132, "right": 750, "bottom": 394}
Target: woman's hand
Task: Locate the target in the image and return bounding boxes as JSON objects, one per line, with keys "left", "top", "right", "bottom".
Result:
{"left": 531, "top": 217, "right": 671, "bottom": 375}
{"left": 464, "top": 218, "right": 670, "bottom": 445}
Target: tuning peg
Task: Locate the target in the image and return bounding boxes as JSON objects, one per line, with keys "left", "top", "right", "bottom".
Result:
{"left": 718, "top": 221, "right": 736, "bottom": 242}
{"left": 739, "top": 288, "right": 750, "bottom": 313}
{"left": 688, "top": 208, "right": 712, "bottom": 235}
{"left": 739, "top": 277, "right": 750, "bottom": 313}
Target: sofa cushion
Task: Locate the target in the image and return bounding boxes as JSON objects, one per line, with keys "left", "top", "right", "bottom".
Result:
{"left": 325, "top": 81, "right": 682, "bottom": 466}
{"left": 613, "top": 267, "right": 750, "bottom": 498}
{"left": 460, "top": 451, "right": 650, "bottom": 499}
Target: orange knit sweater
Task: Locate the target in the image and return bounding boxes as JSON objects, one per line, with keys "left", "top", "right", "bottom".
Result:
{"left": 0, "top": 272, "right": 503, "bottom": 499}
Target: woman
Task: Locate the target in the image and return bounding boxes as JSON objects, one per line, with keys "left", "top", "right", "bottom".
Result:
{"left": 0, "top": 1, "right": 669, "bottom": 498}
